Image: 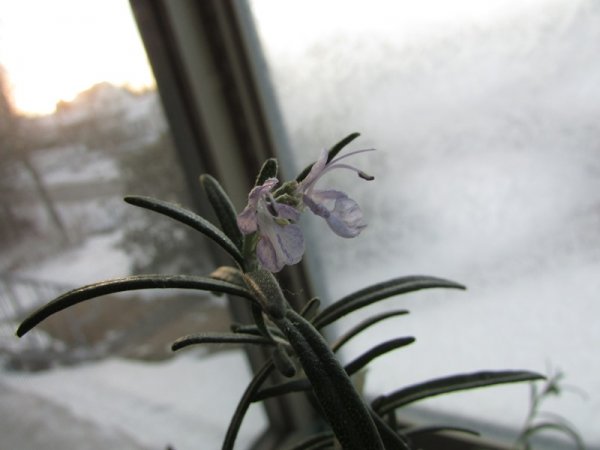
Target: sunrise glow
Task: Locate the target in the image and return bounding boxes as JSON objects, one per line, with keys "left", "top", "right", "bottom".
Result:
{"left": 0, "top": 0, "right": 154, "bottom": 116}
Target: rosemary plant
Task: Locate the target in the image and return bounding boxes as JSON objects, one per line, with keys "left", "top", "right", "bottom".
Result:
{"left": 17, "top": 133, "right": 546, "bottom": 449}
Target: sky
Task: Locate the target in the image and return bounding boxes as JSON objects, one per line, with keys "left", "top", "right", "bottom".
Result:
{"left": 0, "top": 0, "right": 154, "bottom": 116}
{"left": 0, "top": 0, "right": 562, "bottom": 116}
{"left": 0, "top": 0, "right": 557, "bottom": 114}
{"left": 250, "top": 0, "right": 559, "bottom": 54}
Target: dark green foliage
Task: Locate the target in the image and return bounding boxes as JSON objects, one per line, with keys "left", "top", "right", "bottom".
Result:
{"left": 331, "top": 309, "right": 409, "bottom": 352}
{"left": 253, "top": 337, "right": 415, "bottom": 403}
{"left": 171, "top": 332, "right": 274, "bottom": 351}
{"left": 16, "top": 275, "right": 254, "bottom": 337}
{"left": 314, "top": 275, "right": 465, "bottom": 329}
{"left": 223, "top": 361, "right": 275, "bottom": 450}
{"left": 16, "top": 144, "right": 549, "bottom": 450}
{"left": 273, "top": 309, "right": 386, "bottom": 450}
{"left": 272, "top": 344, "right": 297, "bottom": 378}
{"left": 244, "top": 269, "right": 288, "bottom": 319}
{"left": 402, "top": 425, "right": 480, "bottom": 438}
{"left": 255, "top": 158, "right": 278, "bottom": 186}
{"left": 200, "top": 174, "right": 244, "bottom": 251}
{"left": 299, "top": 297, "right": 321, "bottom": 320}
{"left": 372, "top": 371, "right": 545, "bottom": 415}
{"left": 344, "top": 337, "right": 415, "bottom": 376}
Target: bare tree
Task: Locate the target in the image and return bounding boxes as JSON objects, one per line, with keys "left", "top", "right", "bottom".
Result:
{"left": 0, "top": 66, "right": 68, "bottom": 246}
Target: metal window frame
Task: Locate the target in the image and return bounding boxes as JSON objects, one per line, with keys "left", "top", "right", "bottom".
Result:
{"left": 129, "top": 1, "right": 316, "bottom": 448}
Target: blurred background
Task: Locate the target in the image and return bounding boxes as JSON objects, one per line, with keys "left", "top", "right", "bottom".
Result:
{"left": 0, "top": 0, "right": 598, "bottom": 449}
{"left": 250, "top": 0, "right": 599, "bottom": 447}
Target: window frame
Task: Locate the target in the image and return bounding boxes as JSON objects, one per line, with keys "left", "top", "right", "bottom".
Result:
{"left": 129, "top": 0, "right": 317, "bottom": 447}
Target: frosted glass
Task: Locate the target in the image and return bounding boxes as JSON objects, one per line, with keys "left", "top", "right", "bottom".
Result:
{"left": 251, "top": 0, "right": 600, "bottom": 446}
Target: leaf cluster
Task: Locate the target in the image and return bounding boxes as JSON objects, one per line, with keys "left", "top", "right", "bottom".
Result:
{"left": 16, "top": 134, "right": 548, "bottom": 449}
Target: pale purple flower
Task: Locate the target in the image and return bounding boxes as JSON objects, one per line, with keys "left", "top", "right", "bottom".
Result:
{"left": 237, "top": 178, "right": 304, "bottom": 272}
{"left": 298, "top": 148, "right": 374, "bottom": 238}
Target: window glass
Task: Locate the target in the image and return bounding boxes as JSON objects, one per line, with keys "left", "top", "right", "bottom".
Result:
{"left": 0, "top": 1, "right": 264, "bottom": 448}
{"left": 250, "top": 0, "right": 599, "bottom": 445}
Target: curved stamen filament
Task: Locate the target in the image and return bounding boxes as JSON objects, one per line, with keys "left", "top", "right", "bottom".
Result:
{"left": 304, "top": 148, "right": 376, "bottom": 194}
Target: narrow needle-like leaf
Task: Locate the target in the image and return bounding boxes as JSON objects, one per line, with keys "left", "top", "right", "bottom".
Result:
{"left": 16, "top": 275, "right": 255, "bottom": 337}
{"left": 171, "top": 332, "right": 274, "bottom": 351}
{"left": 373, "top": 371, "right": 545, "bottom": 415}
{"left": 274, "top": 310, "right": 385, "bottom": 449}
{"left": 254, "top": 338, "right": 415, "bottom": 402}
{"left": 299, "top": 297, "right": 320, "bottom": 320}
{"left": 314, "top": 275, "right": 465, "bottom": 329}
{"left": 124, "top": 195, "right": 244, "bottom": 268}
{"left": 403, "top": 425, "right": 480, "bottom": 438}
{"left": 345, "top": 337, "right": 415, "bottom": 376}
{"left": 518, "top": 422, "right": 585, "bottom": 450}
{"left": 255, "top": 158, "right": 278, "bottom": 186}
{"left": 200, "top": 174, "right": 244, "bottom": 251}
{"left": 331, "top": 309, "right": 409, "bottom": 352}
{"left": 223, "top": 360, "right": 275, "bottom": 450}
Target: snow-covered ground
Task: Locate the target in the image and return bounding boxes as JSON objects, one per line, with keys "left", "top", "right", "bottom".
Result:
{"left": 1, "top": 351, "right": 267, "bottom": 450}
{"left": 1, "top": 82, "right": 266, "bottom": 449}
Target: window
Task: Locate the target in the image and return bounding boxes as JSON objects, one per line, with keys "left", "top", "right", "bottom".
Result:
{"left": 0, "top": 1, "right": 266, "bottom": 448}
{"left": 248, "top": 0, "right": 599, "bottom": 446}
{"left": 3, "top": 0, "right": 597, "bottom": 449}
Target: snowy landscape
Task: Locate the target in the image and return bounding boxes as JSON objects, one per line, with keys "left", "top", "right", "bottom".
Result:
{"left": 0, "top": 83, "right": 263, "bottom": 449}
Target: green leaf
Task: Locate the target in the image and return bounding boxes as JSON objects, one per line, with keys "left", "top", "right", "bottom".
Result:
{"left": 299, "top": 297, "right": 321, "bottom": 320}
{"left": 296, "top": 132, "right": 361, "bottom": 182}
{"left": 271, "top": 344, "right": 297, "bottom": 378}
{"left": 171, "top": 332, "right": 274, "bottom": 351}
{"left": 402, "top": 425, "right": 480, "bottom": 438}
{"left": 223, "top": 360, "right": 275, "bottom": 450}
{"left": 373, "top": 370, "right": 545, "bottom": 415}
{"left": 199, "top": 174, "right": 243, "bottom": 251}
{"left": 273, "top": 309, "right": 386, "bottom": 450}
{"left": 370, "top": 411, "right": 412, "bottom": 450}
{"left": 124, "top": 195, "right": 244, "bottom": 268}
{"left": 255, "top": 158, "right": 278, "bottom": 186}
{"left": 345, "top": 337, "right": 415, "bottom": 376}
{"left": 518, "top": 422, "right": 585, "bottom": 450}
{"left": 314, "top": 275, "right": 465, "bottom": 329}
{"left": 253, "top": 379, "right": 309, "bottom": 403}
{"left": 243, "top": 269, "right": 288, "bottom": 319}
{"left": 326, "top": 132, "right": 362, "bottom": 163}
{"left": 331, "top": 309, "right": 409, "bottom": 352}
{"left": 252, "top": 302, "right": 273, "bottom": 340}
{"left": 16, "top": 275, "right": 255, "bottom": 337}
{"left": 253, "top": 338, "right": 415, "bottom": 401}
{"left": 230, "top": 323, "right": 285, "bottom": 339}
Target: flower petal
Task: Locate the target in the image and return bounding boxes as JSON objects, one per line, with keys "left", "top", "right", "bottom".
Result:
{"left": 298, "top": 149, "right": 328, "bottom": 190}
{"left": 256, "top": 235, "right": 280, "bottom": 272}
{"left": 237, "top": 178, "right": 280, "bottom": 235}
{"left": 273, "top": 202, "right": 301, "bottom": 221}
{"left": 237, "top": 205, "right": 258, "bottom": 234}
{"left": 304, "top": 190, "right": 366, "bottom": 238}
{"left": 256, "top": 223, "right": 305, "bottom": 272}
